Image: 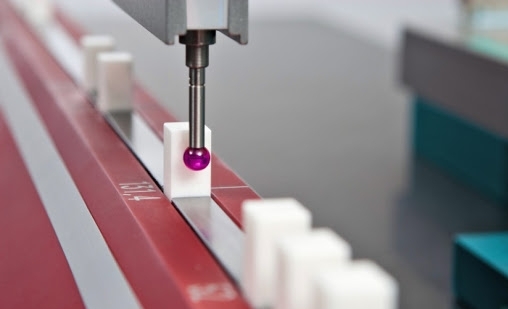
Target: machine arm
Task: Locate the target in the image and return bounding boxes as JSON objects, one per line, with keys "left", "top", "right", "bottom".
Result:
{"left": 111, "top": 0, "right": 248, "bottom": 170}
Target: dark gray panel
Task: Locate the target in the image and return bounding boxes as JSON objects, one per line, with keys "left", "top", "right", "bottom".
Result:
{"left": 401, "top": 28, "right": 508, "bottom": 139}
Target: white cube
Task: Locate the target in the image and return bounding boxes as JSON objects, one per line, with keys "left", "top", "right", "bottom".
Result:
{"left": 314, "top": 260, "right": 399, "bottom": 309}
{"left": 81, "top": 35, "right": 115, "bottom": 93}
{"left": 276, "top": 228, "right": 352, "bottom": 309}
{"left": 163, "top": 122, "right": 211, "bottom": 199}
{"left": 26, "top": 0, "right": 54, "bottom": 26}
{"left": 242, "top": 198, "right": 312, "bottom": 308}
{"left": 97, "top": 52, "right": 133, "bottom": 112}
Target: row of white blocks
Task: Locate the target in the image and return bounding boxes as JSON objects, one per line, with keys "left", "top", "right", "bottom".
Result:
{"left": 10, "top": 0, "right": 54, "bottom": 26}
{"left": 82, "top": 35, "right": 399, "bottom": 309}
{"left": 242, "top": 198, "right": 398, "bottom": 309}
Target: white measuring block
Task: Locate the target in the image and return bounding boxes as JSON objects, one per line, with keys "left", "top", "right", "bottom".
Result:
{"left": 22, "top": 0, "right": 54, "bottom": 26}
{"left": 163, "top": 122, "right": 211, "bottom": 199}
{"left": 81, "top": 35, "right": 115, "bottom": 94}
{"left": 10, "top": 0, "right": 50, "bottom": 21}
{"left": 242, "top": 198, "right": 312, "bottom": 308}
{"left": 97, "top": 52, "right": 133, "bottom": 112}
{"left": 275, "top": 228, "right": 352, "bottom": 309}
{"left": 313, "top": 260, "right": 399, "bottom": 309}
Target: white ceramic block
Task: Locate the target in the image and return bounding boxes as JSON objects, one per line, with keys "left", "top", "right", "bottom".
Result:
{"left": 242, "top": 198, "right": 312, "bottom": 308}
{"left": 97, "top": 52, "right": 133, "bottom": 112}
{"left": 275, "top": 228, "right": 352, "bottom": 309}
{"left": 314, "top": 260, "right": 399, "bottom": 309}
{"left": 81, "top": 35, "right": 115, "bottom": 93}
{"left": 26, "top": 0, "right": 54, "bottom": 26}
{"left": 163, "top": 122, "right": 211, "bottom": 199}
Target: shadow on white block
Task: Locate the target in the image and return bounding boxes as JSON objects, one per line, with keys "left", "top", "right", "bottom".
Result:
{"left": 276, "top": 228, "right": 352, "bottom": 309}
{"left": 97, "top": 52, "right": 133, "bottom": 113}
{"left": 163, "top": 122, "right": 211, "bottom": 199}
{"left": 314, "top": 260, "right": 399, "bottom": 309}
{"left": 81, "top": 35, "right": 115, "bottom": 94}
{"left": 242, "top": 198, "right": 312, "bottom": 308}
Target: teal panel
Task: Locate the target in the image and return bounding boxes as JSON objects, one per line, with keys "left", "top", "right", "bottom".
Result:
{"left": 468, "top": 35, "right": 508, "bottom": 64}
{"left": 454, "top": 233, "right": 508, "bottom": 309}
{"left": 413, "top": 97, "right": 508, "bottom": 203}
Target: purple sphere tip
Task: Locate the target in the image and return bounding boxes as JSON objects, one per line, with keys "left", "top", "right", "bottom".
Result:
{"left": 183, "top": 147, "right": 211, "bottom": 171}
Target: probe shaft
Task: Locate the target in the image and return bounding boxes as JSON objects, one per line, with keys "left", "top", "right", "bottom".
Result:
{"left": 189, "top": 67, "right": 205, "bottom": 148}
{"left": 181, "top": 30, "right": 216, "bottom": 150}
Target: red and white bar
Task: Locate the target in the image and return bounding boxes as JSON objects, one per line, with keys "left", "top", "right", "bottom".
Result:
{"left": 0, "top": 110, "right": 85, "bottom": 309}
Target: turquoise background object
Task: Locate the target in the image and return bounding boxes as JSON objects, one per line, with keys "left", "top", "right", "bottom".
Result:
{"left": 413, "top": 97, "right": 508, "bottom": 203}
{"left": 468, "top": 35, "right": 508, "bottom": 64}
{"left": 454, "top": 233, "right": 508, "bottom": 309}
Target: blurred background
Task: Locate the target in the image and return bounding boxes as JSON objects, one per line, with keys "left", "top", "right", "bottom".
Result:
{"left": 49, "top": 1, "right": 508, "bottom": 308}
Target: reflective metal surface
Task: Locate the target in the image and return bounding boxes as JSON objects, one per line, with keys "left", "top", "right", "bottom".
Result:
{"left": 106, "top": 112, "right": 164, "bottom": 184}
{"left": 173, "top": 197, "right": 244, "bottom": 282}
{"left": 181, "top": 30, "right": 215, "bottom": 149}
